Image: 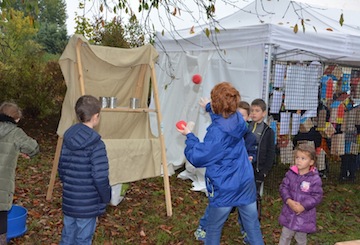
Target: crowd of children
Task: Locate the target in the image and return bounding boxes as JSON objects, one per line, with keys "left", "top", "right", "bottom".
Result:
{"left": 176, "top": 82, "right": 323, "bottom": 244}
{"left": 2, "top": 81, "right": 338, "bottom": 244}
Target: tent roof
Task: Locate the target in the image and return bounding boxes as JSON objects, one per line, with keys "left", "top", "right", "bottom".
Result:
{"left": 155, "top": 0, "right": 360, "bottom": 64}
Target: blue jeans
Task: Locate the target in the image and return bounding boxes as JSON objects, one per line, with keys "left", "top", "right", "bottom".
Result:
{"left": 204, "top": 202, "right": 264, "bottom": 245}
{"left": 60, "top": 215, "right": 97, "bottom": 245}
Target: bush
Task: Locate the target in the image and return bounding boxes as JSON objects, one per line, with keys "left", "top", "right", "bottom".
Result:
{"left": 0, "top": 41, "right": 66, "bottom": 118}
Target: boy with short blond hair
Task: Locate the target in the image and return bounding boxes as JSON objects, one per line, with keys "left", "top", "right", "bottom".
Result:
{"left": 249, "top": 98, "right": 275, "bottom": 220}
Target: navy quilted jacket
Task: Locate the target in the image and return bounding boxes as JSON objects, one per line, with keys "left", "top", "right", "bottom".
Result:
{"left": 58, "top": 123, "right": 111, "bottom": 218}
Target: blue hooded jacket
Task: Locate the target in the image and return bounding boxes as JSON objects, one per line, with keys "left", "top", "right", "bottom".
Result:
{"left": 206, "top": 103, "right": 257, "bottom": 162}
{"left": 184, "top": 108, "right": 257, "bottom": 207}
{"left": 58, "top": 123, "right": 111, "bottom": 218}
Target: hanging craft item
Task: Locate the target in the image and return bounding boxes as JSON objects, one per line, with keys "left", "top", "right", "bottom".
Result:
{"left": 331, "top": 133, "right": 345, "bottom": 156}
{"left": 324, "top": 122, "right": 336, "bottom": 138}
{"left": 278, "top": 134, "right": 290, "bottom": 148}
{"left": 299, "top": 117, "right": 314, "bottom": 133}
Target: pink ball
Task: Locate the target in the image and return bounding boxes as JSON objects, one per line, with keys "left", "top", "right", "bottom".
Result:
{"left": 192, "top": 74, "right": 202, "bottom": 84}
{"left": 176, "top": 120, "right": 187, "bottom": 130}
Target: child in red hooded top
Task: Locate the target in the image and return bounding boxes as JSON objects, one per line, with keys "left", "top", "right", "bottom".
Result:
{"left": 278, "top": 144, "right": 323, "bottom": 245}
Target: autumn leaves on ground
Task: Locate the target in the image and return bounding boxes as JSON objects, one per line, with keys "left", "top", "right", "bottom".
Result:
{"left": 10, "top": 115, "right": 360, "bottom": 244}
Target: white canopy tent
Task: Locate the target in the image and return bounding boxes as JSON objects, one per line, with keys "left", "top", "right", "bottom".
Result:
{"left": 150, "top": 0, "right": 360, "bottom": 192}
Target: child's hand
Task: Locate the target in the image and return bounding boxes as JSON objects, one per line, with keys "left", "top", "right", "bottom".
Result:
{"left": 286, "top": 199, "right": 298, "bottom": 212}
{"left": 293, "top": 203, "right": 305, "bottom": 215}
{"left": 20, "top": 153, "right": 30, "bottom": 159}
{"left": 177, "top": 124, "right": 191, "bottom": 136}
{"left": 248, "top": 156, "right": 253, "bottom": 162}
{"left": 199, "top": 97, "right": 210, "bottom": 109}
{"left": 287, "top": 199, "right": 305, "bottom": 214}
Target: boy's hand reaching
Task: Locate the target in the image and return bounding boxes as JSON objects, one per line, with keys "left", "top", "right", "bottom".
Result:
{"left": 199, "top": 97, "right": 210, "bottom": 109}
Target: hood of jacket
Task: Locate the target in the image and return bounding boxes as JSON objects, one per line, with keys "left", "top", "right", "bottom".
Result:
{"left": 211, "top": 110, "right": 246, "bottom": 139}
{"left": 63, "top": 123, "right": 101, "bottom": 151}
{"left": 0, "top": 114, "right": 18, "bottom": 138}
{"left": 290, "top": 165, "right": 318, "bottom": 176}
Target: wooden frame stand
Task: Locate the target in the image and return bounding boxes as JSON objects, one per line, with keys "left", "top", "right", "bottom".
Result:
{"left": 46, "top": 38, "right": 172, "bottom": 217}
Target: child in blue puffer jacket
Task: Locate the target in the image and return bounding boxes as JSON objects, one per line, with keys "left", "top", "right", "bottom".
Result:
{"left": 58, "top": 95, "right": 111, "bottom": 245}
{"left": 177, "top": 82, "right": 264, "bottom": 245}
{"left": 279, "top": 144, "right": 323, "bottom": 245}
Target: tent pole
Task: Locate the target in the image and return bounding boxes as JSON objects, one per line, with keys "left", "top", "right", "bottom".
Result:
{"left": 76, "top": 38, "right": 86, "bottom": 95}
{"left": 46, "top": 137, "right": 63, "bottom": 200}
{"left": 47, "top": 37, "right": 85, "bottom": 201}
{"left": 134, "top": 64, "right": 147, "bottom": 98}
{"left": 150, "top": 63, "right": 173, "bottom": 217}
{"left": 264, "top": 44, "right": 273, "bottom": 123}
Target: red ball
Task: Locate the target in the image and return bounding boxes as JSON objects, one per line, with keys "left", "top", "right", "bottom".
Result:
{"left": 192, "top": 74, "right": 202, "bottom": 84}
{"left": 176, "top": 120, "right": 187, "bottom": 130}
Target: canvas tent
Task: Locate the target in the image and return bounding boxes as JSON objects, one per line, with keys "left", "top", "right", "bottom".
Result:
{"left": 46, "top": 35, "right": 172, "bottom": 216}
{"left": 151, "top": 0, "right": 360, "bottom": 192}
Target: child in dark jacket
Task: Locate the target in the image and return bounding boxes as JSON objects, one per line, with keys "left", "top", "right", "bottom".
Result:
{"left": 248, "top": 98, "right": 275, "bottom": 220}
{"left": 238, "top": 101, "right": 257, "bottom": 163}
{"left": 279, "top": 144, "right": 323, "bottom": 245}
{"left": 58, "top": 95, "right": 111, "bottom": 245}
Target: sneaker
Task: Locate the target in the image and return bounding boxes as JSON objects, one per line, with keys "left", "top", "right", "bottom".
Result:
{"left": 242, "top": 231, "right": 249, "bottom": 244}
{"left": 194, "top": 227, "right": 206, "bottom": 241}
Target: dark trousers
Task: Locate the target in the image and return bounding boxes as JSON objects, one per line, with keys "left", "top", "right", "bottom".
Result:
{"left": 340, "top": 154, "right": 357, "bottom": 180}
{"left": 255, "top": 180, "right": 263, "bottom": 221}
{"left": 0, "top": 211, "right": 7, "bottom": 234}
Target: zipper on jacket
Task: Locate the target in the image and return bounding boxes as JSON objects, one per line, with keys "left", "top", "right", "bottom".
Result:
{"left": 256, "top": 125, "right": 270, "bottom": 172}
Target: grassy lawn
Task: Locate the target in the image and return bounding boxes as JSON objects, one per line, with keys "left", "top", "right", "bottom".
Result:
{"left": 9, "top": 117, "right": 360, "bottom": 244}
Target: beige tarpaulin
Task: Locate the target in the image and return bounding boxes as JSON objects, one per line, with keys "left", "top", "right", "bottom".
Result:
{"left": 47, "top": 35, "right": 172, "bottom": 215}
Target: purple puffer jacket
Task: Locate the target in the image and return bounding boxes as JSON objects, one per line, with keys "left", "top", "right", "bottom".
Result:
{"left": 279, "top": 166, "right": 323, "bottom": 233}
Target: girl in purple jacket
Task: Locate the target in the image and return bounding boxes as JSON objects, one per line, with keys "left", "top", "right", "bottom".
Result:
{"left": 279, "top": 144, "right": 323, "bottom": 245}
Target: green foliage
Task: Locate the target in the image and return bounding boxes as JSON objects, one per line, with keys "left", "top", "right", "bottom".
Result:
{"left": 339, "top": 13, "right": 344, "bottom": 26}
{"left": 35, "top": 23, "right": 68, "bottom": 54}
{"left": 92, "top": 17, "right": 130, "bottom": 48}
{"left": 0, "top": 6, "right": 66, "bottom": 118}
{"left": 35, "top": 0, "right": 68, "bottom": 54}
{"left": 74, "top": 14, "right": 95, "bottom": 40}
{"left": 0, "top": 40, "right": 66, "bottom": 118}
{"left": 0, "top": 9, "right": 38, "bottom": 62}
{"left": 124, "top": 16, "right": 147, "bottom": 48}
{"left": 0, "top": 0, "right": 39, "bottom": 25}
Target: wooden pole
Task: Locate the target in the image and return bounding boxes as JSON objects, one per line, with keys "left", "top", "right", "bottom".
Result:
{"left": 47, "top": 37, "right": 86, "bottom": 201}
{"left": 150, "top": 63, "right": 173, "bottom": 217}
{"left": 46, "top": 137, "right": 63, "bottom": 200}
{"left": 76, "top": 38, "right": 86, "bottom": 95}
{"left": 134, "top": 64, "right": 147, "bottom": 99}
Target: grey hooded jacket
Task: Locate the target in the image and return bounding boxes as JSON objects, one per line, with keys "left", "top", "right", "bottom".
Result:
{"left": 0, "top": 116, "right": 39, "bottom": 211}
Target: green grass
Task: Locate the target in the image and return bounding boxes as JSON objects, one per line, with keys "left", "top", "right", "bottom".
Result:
{"left": 10, "top": 117, "right": 360, "bottom": 244}
{"left": 12, "top": 158, "right": 360, "bottom": 245}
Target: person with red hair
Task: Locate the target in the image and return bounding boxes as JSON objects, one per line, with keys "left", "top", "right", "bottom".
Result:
{"left": 177, "top": 82, "right": 264, "bottom": 245}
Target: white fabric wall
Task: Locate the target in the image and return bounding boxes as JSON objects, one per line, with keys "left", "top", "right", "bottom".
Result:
{"left": 150, "top": 45, "right": 265, "bottom": 192}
